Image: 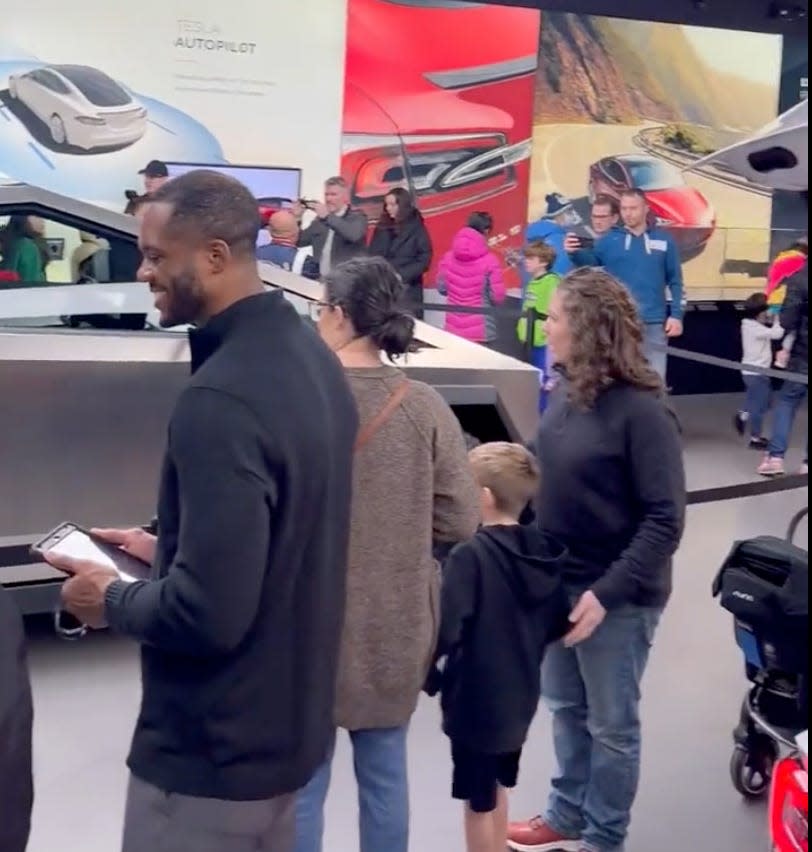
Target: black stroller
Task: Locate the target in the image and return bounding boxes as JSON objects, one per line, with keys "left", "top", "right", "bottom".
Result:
{"left": 712, "top": 507, "right": 808, "bottom": 799}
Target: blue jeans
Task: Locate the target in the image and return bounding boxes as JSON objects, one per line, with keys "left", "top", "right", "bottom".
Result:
{"left": 642, "top": 323, "right": 667, "bottom": 381}
{"left": 742, "top": 374, "right": 772, "bottom": 437}
{"left": 543, "top": 605, "right": 661, "bottom": 852}
{"left": 530, "top": 344, "right": 550, "bottom": 412}
{"left": 768, "top": 379, "right": 808, "bottom": 459}
{"left": 294, "top": 726, "right": 409, "bottom": 852}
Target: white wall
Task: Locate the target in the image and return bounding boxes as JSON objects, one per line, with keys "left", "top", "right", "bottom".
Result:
{"left": 2, "top": 1, "right": 348, "bottom": 204}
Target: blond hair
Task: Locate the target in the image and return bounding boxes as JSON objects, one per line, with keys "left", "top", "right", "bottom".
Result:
{"left": 468, "top": 442, "right": 539, "bottom": 517}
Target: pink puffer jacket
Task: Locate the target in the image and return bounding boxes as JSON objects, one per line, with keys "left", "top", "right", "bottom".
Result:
{"left": 438, "top": 227, "right": 506, "bottom": 342}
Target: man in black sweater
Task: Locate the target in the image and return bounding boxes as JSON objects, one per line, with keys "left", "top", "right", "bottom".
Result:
{"left": 0, "top": 587, "right": 33, "bottom": 852}
{"left": 45, "top": 170, "right": 358, "bottom": 852}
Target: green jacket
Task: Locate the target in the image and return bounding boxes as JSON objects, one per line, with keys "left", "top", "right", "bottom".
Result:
{"left": 517, "top": 271, "right": 559, "bottom": 348}
{"left": 0, "top": 238, "right": 44, "bottom": 283}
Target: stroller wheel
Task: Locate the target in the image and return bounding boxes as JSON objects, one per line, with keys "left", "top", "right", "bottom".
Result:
{"left": 730, "top": 744, "right": 776, "bottom": 799}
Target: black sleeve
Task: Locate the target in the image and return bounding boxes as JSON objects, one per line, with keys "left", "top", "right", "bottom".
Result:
{"left": 397, "top": 224, "right": 433, "bottom": 284}
{"left": 0, "top": 589, "right": 33, "bottom": 852}
{"left": 434, "top": 544, "right": 478, "bottom": 661}
{"left": 297, "top": 221, "right": 317, "bottom": 248}
{"left": 368, "top": 224, "right": 390, "bottom": 258}
{"left": 591, "top": 395, "right": 686, "bottom": 610}
{"left": 105, "top": 388, "right": 275, "bottom": 656}
{"left": 779, "top": 271, "right": 808, "bottom": 336}
{"left": 426, "top": 544, "right": 478, "bottom": 696}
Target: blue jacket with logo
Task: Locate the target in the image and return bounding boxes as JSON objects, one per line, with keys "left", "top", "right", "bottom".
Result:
{"left": 572, "top": 228, "right": 683, "bottom": 323}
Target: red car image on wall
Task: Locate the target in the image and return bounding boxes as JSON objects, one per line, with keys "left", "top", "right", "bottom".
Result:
{"left": 588, "top": 154, "right": 717, "bottom": 256}
{"left": 341, "top": 0, "right": 540, "bottom": 286}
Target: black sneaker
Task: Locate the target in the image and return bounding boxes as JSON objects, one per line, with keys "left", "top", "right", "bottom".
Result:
{"left": 733, "top": 412, "right": 747, "bottom": 436}
{"left": 749, "top": 437, "right": 769, "bottom": 450}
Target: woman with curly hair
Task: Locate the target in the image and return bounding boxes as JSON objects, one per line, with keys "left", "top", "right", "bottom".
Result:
{"left": 508, "top": 268, "right": 686, "bottom": 852}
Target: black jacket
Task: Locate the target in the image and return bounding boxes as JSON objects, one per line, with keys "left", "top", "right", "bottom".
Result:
{"left": 780, "top": 267, "right": 808, "bottom": 373}
{"left": 0, "top": 587, "right": 33, "bottom": 852}
{"left": 368, "top": 213, "right": 433, "bottom": 289}
{"left": 106, "top": 291, "right": 358, "bottom": 801}
{"left": 536, "top": 382, "right": 686, "bottom": 611}
{"left": 428, "top": 525, "right": 570, "bottom": 754}
{"left": 298, "top": 207, "right": 368, "bottom": 271}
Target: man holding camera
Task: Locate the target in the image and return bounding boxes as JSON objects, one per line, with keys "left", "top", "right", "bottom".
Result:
{"left": 294, "top": 177, "right": 367, "bottom": 276}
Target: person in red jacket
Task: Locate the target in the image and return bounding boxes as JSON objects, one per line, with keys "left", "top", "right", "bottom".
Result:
{"left": 438, "top": 212, "right": 506, "bottom": 344}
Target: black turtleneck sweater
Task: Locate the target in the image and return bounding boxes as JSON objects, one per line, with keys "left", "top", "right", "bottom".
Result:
{"left": 535, "top": 382, "right": 686, "bottom": 610}
{"left": 105, "top": 290, "right": 358, "bottom": 800}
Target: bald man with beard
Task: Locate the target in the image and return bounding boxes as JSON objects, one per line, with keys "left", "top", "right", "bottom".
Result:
{"left": 257, "top": 210, "right": 301, "bottom": 271}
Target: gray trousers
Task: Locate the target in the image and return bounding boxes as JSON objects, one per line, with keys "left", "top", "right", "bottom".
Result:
{"left": 122, "top": 774, "right": 295, "bottom": 852}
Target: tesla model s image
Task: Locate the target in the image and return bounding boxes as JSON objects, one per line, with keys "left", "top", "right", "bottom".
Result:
{"left": 8, "top": 65, "right": 148, "bottom": 151}
{"left": 341, "top": 0, "right": 540, "bottom": 282}
{"left": 588, "top": 154, "right": 716, "bottom": 255}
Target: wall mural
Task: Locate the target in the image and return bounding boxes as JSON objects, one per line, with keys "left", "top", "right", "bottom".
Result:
{"left": 527, "top": 14, "right": 783, "bottom": 299}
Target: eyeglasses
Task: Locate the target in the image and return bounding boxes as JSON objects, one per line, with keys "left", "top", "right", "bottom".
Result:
{"left": 307, "top": 300, "right": 332, "bottom": 321}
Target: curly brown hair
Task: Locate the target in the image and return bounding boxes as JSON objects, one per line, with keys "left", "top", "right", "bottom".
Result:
{"left": 556, "top": 267, "right": 663, "bottom": 409}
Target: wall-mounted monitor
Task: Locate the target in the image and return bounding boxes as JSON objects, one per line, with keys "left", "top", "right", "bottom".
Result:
{"left": 163, "top": 163, "right": 302, "bottom": 207}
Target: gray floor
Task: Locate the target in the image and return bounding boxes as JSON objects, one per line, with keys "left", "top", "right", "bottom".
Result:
{"left": 23, "top": 394, "right": 807, "bottom": 852}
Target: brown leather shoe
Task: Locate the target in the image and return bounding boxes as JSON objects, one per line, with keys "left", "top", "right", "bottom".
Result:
{"left": 506, "top": 816, "right": 581, "bottom": 851}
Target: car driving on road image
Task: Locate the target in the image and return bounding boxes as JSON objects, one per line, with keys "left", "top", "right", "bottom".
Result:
{"left": 588, "top": 154, "right": 716, "bottom": 254}
{"left": 528, "top": 12, "right": 781, "bottom": 299}
{"left": 8, "top": 65, "right": 147, "bottom": 151}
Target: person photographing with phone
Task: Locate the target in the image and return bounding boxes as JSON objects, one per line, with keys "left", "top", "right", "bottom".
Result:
{"left": 564, "top": 189, "right": 684, "bottom": 380}
{"left": 294, "top": 176, "right": 368, "bottom": 276}
{"left": 42, "top": 170, "right": 358, "bottom": 852}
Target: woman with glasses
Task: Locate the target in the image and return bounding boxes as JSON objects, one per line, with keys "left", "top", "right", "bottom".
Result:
{"left": 298, "top": 256, "right": 479, "bottom": 852}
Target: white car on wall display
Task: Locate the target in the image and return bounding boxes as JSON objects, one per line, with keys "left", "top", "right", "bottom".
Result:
{"left": 8, "top": 64, "right": 148, "bottom": 152}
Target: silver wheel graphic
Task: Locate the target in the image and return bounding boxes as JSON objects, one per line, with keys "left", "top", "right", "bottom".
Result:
{"left": 49, "top": 114, "right": 67, "bottom": 146}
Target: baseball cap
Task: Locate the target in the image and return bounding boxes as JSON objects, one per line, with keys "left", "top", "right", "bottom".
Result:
{"left": 138, "top": 160, "right": 169, "bottom": 178}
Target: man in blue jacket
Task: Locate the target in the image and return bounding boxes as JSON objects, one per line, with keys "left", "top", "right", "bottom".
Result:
{"left": 568, "top": 188, "right": 684, "bottom": 379}
{"left": 526, "top": 193, "right": 576, "bottom": 277}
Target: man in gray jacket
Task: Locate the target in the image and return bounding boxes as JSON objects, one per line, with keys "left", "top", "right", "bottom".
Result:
{"left": 295, "top": 177, "right": 367, "bottom": 276}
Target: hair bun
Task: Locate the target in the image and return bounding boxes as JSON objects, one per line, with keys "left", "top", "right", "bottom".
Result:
{"left": 373, "top": 310, "right": 415, "bottom": 360}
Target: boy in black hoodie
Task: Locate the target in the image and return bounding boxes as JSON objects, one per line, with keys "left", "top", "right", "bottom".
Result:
{"left": 426, "top": 442, "right": 570, "bottom": 852}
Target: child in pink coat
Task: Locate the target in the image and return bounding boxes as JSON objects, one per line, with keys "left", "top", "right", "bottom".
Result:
{"left": 438, "top": 212, "right": 506, "bottom": 343}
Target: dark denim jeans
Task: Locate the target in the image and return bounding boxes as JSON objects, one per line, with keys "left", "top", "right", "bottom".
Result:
{"left": 543, "top": 605, "right": 662, "bottom": 852}
{"left": 768, "top": 379, "right": 808, "bottom": 459}
{"left": 742, "top": 373, "right": 772, "bottom": 437}
{"left": 294, "top": 726, "right": 409, "bottom": 852}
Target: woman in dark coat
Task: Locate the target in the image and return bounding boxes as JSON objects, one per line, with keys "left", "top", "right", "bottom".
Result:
{"left": 368, "top": 187, "right": 432, "bottom": 317}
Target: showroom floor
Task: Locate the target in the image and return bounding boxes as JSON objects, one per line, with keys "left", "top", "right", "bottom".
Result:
{"left": 22, "top": 394, "right": 808, "bottom": 852}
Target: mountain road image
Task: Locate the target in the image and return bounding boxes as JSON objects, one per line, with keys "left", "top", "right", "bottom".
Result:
{"left": 529, "top": 122, "right": 774, "bottom": 300}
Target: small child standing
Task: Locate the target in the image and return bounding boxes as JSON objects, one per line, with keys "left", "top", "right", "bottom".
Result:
{"left": 426, "top": 442, "right": 570, "bottom": 852}
{"left": 516, "top": 241, "right": 560, "bottom": 412}
{"left": 734, "top": 292, "right": 785, "bottom": 448}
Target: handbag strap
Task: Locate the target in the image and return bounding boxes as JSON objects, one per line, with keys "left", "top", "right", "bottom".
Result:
{"left": 354, "top": 382, "right": 410, "bottom": 452}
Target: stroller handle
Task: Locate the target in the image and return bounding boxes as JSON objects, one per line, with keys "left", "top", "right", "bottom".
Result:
{"left": 787, "top": 507, "right": 808, "bottom": 545}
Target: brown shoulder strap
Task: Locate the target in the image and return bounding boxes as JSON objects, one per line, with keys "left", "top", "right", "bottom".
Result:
{"left": 354, "top": 382, "right": 410, "bottom": 453}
